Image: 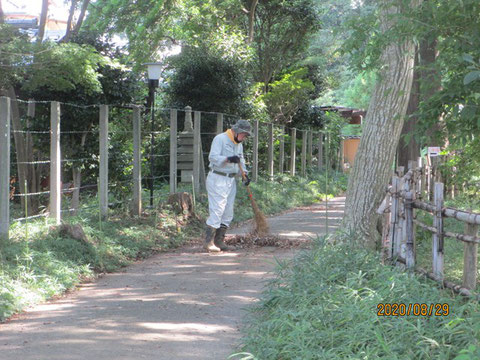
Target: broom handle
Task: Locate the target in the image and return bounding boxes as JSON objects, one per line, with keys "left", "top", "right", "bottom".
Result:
{"left": 238, "top": 162, "right": 255, "bottom": 199}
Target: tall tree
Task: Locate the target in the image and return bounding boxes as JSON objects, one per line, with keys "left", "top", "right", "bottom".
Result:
{"left": 37, "top": 0, "right": 49, "bottom": 42}
{"left": 252, "top": 0, "right": 319, "bottom": 92}
{"left": 342, "top": 0, "right": 420, "bottom": 247}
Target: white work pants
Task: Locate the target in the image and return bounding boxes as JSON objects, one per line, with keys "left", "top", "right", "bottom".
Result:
{"left": 206, "top": 172, "right": 237, "bottom": 229}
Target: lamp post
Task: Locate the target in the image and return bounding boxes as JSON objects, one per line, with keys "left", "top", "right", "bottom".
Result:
{"left": 145, "top": 62, "right": 162, "bottom": 207}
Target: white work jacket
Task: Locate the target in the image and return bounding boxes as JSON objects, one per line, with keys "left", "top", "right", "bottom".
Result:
{"left": 208, "top": 132, "right": 247, "bottom": 175}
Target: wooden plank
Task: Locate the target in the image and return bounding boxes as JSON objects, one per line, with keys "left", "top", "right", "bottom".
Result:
{"left": 432, "top": 182, "right": 444, "bottom": 280}
{"left": 99, "top": 105, "right": 109, "bottom": 219}
{"left": 388, "top": 176, "right": 399, "bottom": 259}
{"left": 394, "top": 176, "right": 405, "bottom": 258}
{"left": 0, "top": 97, "right": 11, "bottom": 242}
{"left": 279, "top": 125, "right": 285, "bottom": 173}
{"left": 132, "top": 106, "right": 142, "bottom": 216}
{"left": 405, "top": 190, "right": 415, "bottom": 269}
{"left": 177, "top": 137, "right": 194, "bottom": 145}
{"left": 290, "top": 128, "right": 296, "bottom": 176}
{"left": 50, "top": 101, "right": 61, "bottom": 225}
{"left": 252, "top": 120, "right": 259, "bottom": 181}
{"left": 462, "top": 222, "right": 478, "bottom": 290}
{"left": 169, "top": 109, "right": 178, "bottom": 194}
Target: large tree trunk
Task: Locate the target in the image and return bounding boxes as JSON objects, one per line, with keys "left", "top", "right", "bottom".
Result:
{"left": 342, "top": 0, "right": 419, "bottom": 248}
{"left": 37, "top": 0, "right": 49, "bottom": 42}
{"left": 397, "top": 46, "right": 420, "bottom": 169}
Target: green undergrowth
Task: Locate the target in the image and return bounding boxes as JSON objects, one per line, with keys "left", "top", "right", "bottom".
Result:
{"left": 1, "top": 169, "right": 346, "bottom": 322}
{"left": 232, "top": 236, "right": 480, "bottom": 360}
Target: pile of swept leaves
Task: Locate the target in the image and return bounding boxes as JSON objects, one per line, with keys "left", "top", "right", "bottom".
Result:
{"left": 232, "top": 237, "right": 480, "bottom": 359}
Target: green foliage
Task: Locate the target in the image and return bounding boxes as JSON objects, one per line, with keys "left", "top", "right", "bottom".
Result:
{"left": 235, "top": 239, "right": 480, "bottom": 359}
{"left": 164, "top": 46, "right": 250, "bottom": 115}
{"left": 257, "top": 68, "right": 315, "bottom": 123}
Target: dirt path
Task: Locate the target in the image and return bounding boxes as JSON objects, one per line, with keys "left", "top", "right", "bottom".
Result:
{"left": 0, "top": 197, "right": 344, "bottom": 360}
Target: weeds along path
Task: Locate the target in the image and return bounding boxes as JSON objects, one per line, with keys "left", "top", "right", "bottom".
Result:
{"left": 0, "top": 197, "right": 345, "bottom": 360}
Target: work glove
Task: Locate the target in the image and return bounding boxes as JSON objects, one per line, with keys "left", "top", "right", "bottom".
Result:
{"left": 242, "top": 174, "right": 251, "bottom": 187}
{"left": 227, "top": 155, "right": 240, "bottom": 163}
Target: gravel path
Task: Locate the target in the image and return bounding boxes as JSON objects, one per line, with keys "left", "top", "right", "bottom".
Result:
{"left": 0, "top": 197, "right": 344, "bottom": 360}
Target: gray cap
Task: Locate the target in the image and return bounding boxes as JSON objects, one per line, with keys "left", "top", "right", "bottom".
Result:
{"left": 232, "top": 120, "right": 253, "bottom": 136}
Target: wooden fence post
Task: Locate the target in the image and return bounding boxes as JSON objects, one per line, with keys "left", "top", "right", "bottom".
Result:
{"left": 301, "top": 130, "right": 307, "bottom": 177}
{"left": 462, "top": 223, "right": 478, "bottom": 290}
{"left": 99, "top": 105, "right": 109, "bottom": 219}
{"left": 0, "top": 97, "right": 11, "bottom": 242}
{"left": 432, "top": 182, "right": 444, "bottom": 280}
{"left": 170, "top": 109, "right": 178, "bottom": 194}
{"left": 193, "top": 111, "right": 201, "bottom": 194}
{"left": 279, "top": 125, "right": 285, "bottom": 174}
{"left": 389, "top": 176, "right": 399, "bottom": 259}
{"left": 418, "top": 157, "right": 425, "bottom": 198}
{"left": 216, "top": 113, "right": 223, "bottom": 134}
{"left": 290, "top": 128, "right": 296, "bottom": 176}
{"left": 50, "top": 101, "right": 61, "bottom": 225}
{"left": 268, "top": 123, "right": 274, "bottom": 179}
{"left": 252, "top": 120, "right": 259, "bottom": 181}
{"left": 132, "top": 106, "right": 142, "bottom": 216}
{"left": 318, "top": 133, "right": 323, "bottom": 169}
{"left": 308, "top": 129, "right": 313, "bottom": 167}
{"left": 405, "top": 190, "right": 415, "bottom": 269}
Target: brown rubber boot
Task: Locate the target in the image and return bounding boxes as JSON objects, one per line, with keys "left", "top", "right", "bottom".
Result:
{"left": 204, "top": 225, "right": 221, "bottom": 252}
{"left": 214, "top": 224, "right": 235, "bottom": 251}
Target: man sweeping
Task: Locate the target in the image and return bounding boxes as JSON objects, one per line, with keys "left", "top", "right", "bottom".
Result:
{"left": 204, "top": 120, "right": 252, "bottom": 252}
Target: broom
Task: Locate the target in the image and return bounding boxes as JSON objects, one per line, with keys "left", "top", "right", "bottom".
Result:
{"left": 238, "top": 162, "right": 269, "bottom": 236}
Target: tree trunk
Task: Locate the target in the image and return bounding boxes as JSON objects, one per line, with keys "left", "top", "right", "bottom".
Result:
{"left": 397, "top": 46, "right": 420, "bottom": 169}
{"left": 0, "top": 0, "right": 4, "bottom": 24}
{"left": 342, "top": 1, "right": 419, "bottom": 248}
{"left": 60, "top": 0, "right": 78, "bottom": 43}
{"left": 37, "top": 0, "right": 49, "bottom": 42}
{"left": 247, "top": 0, "right": 259, "bottom": 44}
{"left": 72, "top": 0, "right": 90, "bottom": 35}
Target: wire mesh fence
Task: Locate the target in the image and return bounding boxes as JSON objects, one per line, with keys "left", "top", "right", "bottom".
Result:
{"left": 0, "top": 97, "right": 332, "bottom": 242}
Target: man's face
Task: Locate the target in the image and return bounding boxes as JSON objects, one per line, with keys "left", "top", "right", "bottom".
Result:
{"left": 234, "top": 132, "right": 249, "bottom": 143}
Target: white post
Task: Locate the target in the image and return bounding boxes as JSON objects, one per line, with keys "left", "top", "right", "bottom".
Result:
{"left": 132, "top": 106, "right": 142, "bottom": 216}
{"left": 0, "top": 97, "right": 11, "bottom": 241}
{"left": 252, "top": 120, "right": 259, "bottom": 181}
{"left": 432, "top": 182, "right": 444, "bottom": 280}
{"left": 170, "top": 109, "right": 178, "bottom": 194}
{"left": 290, "top": 128, "right": 296, "bottom": 176}
{"left": 268, "top": 123, "right": 274, "bottom": 179}
{"left": 216, "top": 113, "right": 223, "bottom": 134}
{"left": 301, "top": 130, "right": 307, "bottom": 177}
{"left": 308, "top": 129, "right": 313, "bottom": 167}
{"left": 50, "top": 101, "right": 61, "bottom": 225}
{"left": 318, "top": 133, "right": 323, "bottom": 169}
{"left": 193, "top": 111, "right": 201, "bottom": 194}
{"left": 99, "top": 105, "right": 109, "bottom": 219}
{"left": 279, "top": 125, "right": 285, "bottom": 173}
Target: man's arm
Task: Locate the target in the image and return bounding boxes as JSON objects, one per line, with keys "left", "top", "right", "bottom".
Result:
{"left": 238, "top": 144, "right": 248, "bottom": 175}
{"left": 208, "top": 136, "right": 228, "bottom": 167}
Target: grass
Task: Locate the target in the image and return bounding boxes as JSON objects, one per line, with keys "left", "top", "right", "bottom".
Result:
{"left": 232, "top": 236, "right": 480, "bottom": 360}
{"left": 1, "top": 168, "right": 347, "bottom": 322}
